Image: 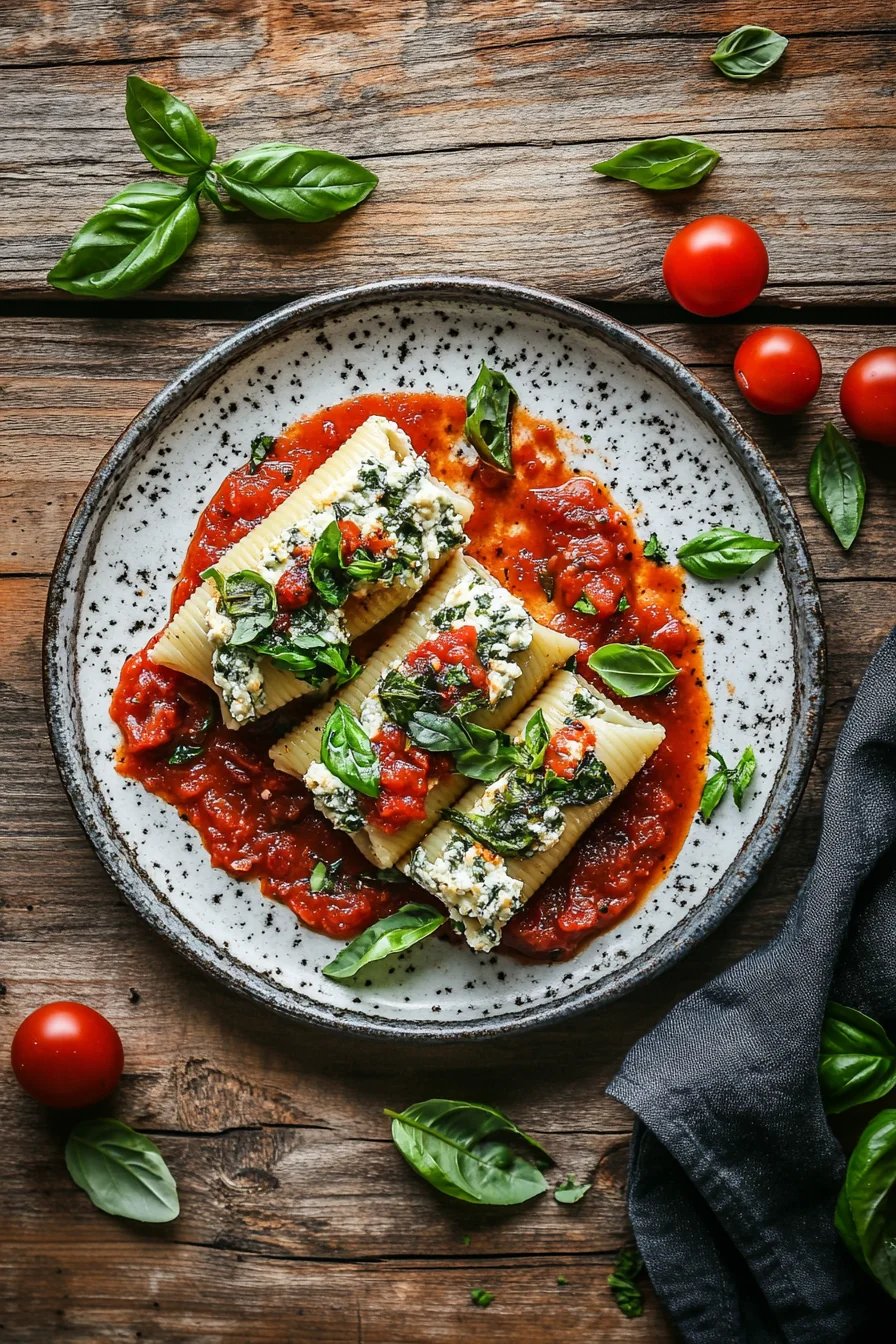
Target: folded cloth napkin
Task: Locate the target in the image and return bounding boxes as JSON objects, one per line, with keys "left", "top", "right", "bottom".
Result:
{"left": 608, "top": 626, "right": 896, "bottom": 1343}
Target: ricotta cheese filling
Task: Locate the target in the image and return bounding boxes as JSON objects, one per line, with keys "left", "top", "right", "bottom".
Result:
{"left": 409, "top": 838, "right": 524, "bottom": 952}
{"left": 304, "top": 761, "right": 367, "bottom": 834}
{"left": 431, "top": 570, "right": 532, "bottom": 704}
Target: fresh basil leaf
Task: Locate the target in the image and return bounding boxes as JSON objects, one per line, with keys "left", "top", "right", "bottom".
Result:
{"left": 217, "top": 143, "right": 377, "bottom": 222}
{"left": 168, "top": 743, "right": 205, "bottom": 766}
{"left": 731, "top": 745, "right": 756, "bottom": 808}
{"left": 593, "top": 137, "right": 720, "bottom": 190}
{"left": 249, "top": 433, "right": 275, "bottom": 473}
{"left": 385, "top": 1098, "right": 552, "bottom": 1205}
{"left": 711, "top": 25, "right": 788, "bottom": 80}
{"left": 835, "top": 1108, "right": 896, "bottom": 1295}
{"left": 643, "top": 533, "right": 668, "bottom": 564}
{"left": 699, "top": 767, "right": 729, "bottom": 822}
{"left": 548, "top": 752, "right": 614, "bottom": 809}
{"left": 201, "top": 566, "right": 226, "bottom": 592}
{"left": 65, "top": 1118, "right": 179, "bottom": 1223}
{"left": 309, "top": 520, "right": 384, "bottom": 607}
{"left": 48, "top": 181, "right": 200, "bottom": 299}
{"left": 125, "top": 75, "right": 217, "bottom": 177}
{"left": 523, "top": 709, "right": 551, "bottom": 770}
{"left": 464, "top": 362, "right": 517, "bottom": 473}
{"left": 608, "top": 1248, "right": 644, "bottom": 1319}
{"left": 617, "top": 594, "right": 631, "bottom": 613}
{"left": 408, "top": 712, "right": 522, "bottom": 783}
{"left": 199, "top": 169, "right": 240, "bottom": 214}
{"left": 538, "top": 569, "right": 555, "bottom": 601}
{"left": 470, "top": 1289, "right": 494, "bottom": 1308}
{"left": 214, "top": 569, "right": 277, "bottom": 645}
{"left": 820, "top": 1003, "right": 896, "bottom": 1115}
{"left": 554, "top": 1175, "right": 592, "bottom": 1204}
{"left": 315, "top": 643, "right": 362, "bottom": 688}
{"left": 809, "top": 423, "right": 866, "bottom": 551}
{"left": 323, "top": 903, "right": 446, "bottom": 979}
{"left": 321, "top": 702, "right": 380, "bottom": 798}
{"left": 573, "top": 593, "right": 598, "bottom": 615}
{"left": 678, "top": 526, "right": 780, "bottom": 579}
{"left": 587, "top": 643, "right": 679, "bottom": 697}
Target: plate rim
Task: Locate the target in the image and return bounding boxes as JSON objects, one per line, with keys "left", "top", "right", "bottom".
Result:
{"left": 43, "top": 275, "right": 825, "bottom": 1042}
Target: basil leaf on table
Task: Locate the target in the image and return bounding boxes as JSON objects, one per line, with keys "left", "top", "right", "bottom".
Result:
{"left": 678, "top": 526, "right": 780, "bottom": 579}
{"left": 385, "top": 1099, "right": 552, "bottom": 1205}
{"left": 608, "top": 1248, "right": 645, "bottom": 1319}
{"left": 835, "top": 1108, "right": 896, "bottom": 1296}
{"left": 65, "top": 1118, "right": 179, "bottom": 1223}
{"left": 248, "top": 433, "right": 275, "bottom": 473}
{"left": 587, "top": 643, "right": 679, "bottom": 697}
{"left": 711, "top": 26, "right": 789, "bottom": 80}
{"left": 125, "top": 75, "right": 217, "bottom": 177}
{"left": 593, "top": 137, "right": 720, "bottom": 190}
{"left": 820, "top": 1003, "right": 896, "bottom": 1115}
{"left": 47, "top": 181, "right": 200, "bottom": 299}
{"left": 554, "top": 1174, "right": 592, "bottom": 1204}
{"left": 322, "top": 903, "right": 446, "bottom": 979}
{"left": 320, "top": 702, "right": 380, "bottom": 798}
{"left": 809, "top": 423, "right": 866, "bottom": 550}
{"left": 464, "top": 362, "right": 517, "bottom": 473}
{"left": 217, "top": 144, "right": 378, "bottom": 222}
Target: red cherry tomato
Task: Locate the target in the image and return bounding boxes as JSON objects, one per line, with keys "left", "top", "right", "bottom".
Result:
{"left": 840, "top": 348, "right": 896, "bottom": 448}
{"left": 662, "top": 215, "right": 769, "bottom": 317}
{"left": 11, "top": 1002, "right": 124, "bottom": 1108}
{"left": 733, "top": 327, "right": 822, "bottom": 415}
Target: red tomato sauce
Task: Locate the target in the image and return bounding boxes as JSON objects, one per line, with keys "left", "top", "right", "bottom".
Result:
{"left": 111, "top": 393, "right": 711, "bottom": 957}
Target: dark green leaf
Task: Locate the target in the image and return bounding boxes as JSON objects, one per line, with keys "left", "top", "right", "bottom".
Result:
{"left": 199, "top": 170, "right": 240, "bottom": 214}
{"left": 643, "top": 533, "right": 668, "bottom": 564}
{"left": 699, "top": 767, "right": 729, "bottom": 822}
{"left": 65, "top": 1118, "right": 179, "bottom": 1223}
{"left": 203, "top": 568, "right": 277, "bottom": 645}
{"left": 464, "top": 363, "right": 517, "bottom": 473}
{"left": 593, "top": 137, "right": 720, "bottom": 190}
{"left": 677, "top": 526, "right": 780, "bottom": 579}
{"left": 217, "top": 143, "right": 377, "bottom": 222}
{"left": 711, "top": 25, "right": 788, "bottom": 80}
{"left": 573, "top": 593, "right": 598, "bottom": 614}
{"left": 249, "top": 433, "right": 275, "bottom": 473}
{"left": 523, "top": 709, "right": 551, "bottom": 770}
{"left": 548, "top": 753, "right": 614, "bottom": 809}
{"left": 444, "top": 783, "right": 541, "bottom": 859}
{"left": 808, "top": 423, "right": 866, "bottom": 550}
{"left": 608, "top": 1248, "right": 644, "bottom": 1319}
{"left": 538, "top": 570, "right": 555, "bottom": 602}
{"left": 385, "top": 1099, "right": 552, "bottom": 1205}
{"left": 820, "top": 1003, "right": 896, "bottom": 1115}
{"left": 125, "top": 75, "right": 217, "bottom": 176}
{"left": 732, "top": 745, "right": 756, "bottom": 808}
{"left": 48, "top": 181, "right": 200, "bottom": 300}
{"left": 408, "top": 712, "right": 522, "bottom": 783}
{"left": 835, "top": 1108, "right": 896, "bottom": 1295}
{"left": 323, "top": 903, "right": 446, "bottom": 979}
{"left": 309, "top": 520, "right": 384, "bottom": 607}
{"left": 366, "top": 866, "right": 410, "bottom": 885}
{"left": 321, "top": 702, "right": 380, "bottom": 798}
{"left": 470, "top": 1289, "right": 494, "bottom": 1308}
{"left": 587, "top": 643, "right": 679, "bottom": 697}
{"left": 554, "top": 1175, "right": 592, "bottom": 1204}
{"left": 168, "top": 743, "right": 205, "bottom": 766}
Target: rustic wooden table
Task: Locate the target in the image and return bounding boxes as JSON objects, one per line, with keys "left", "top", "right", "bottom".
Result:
{"left": 2, "top": 3, "right": 894, "bottom": 1340}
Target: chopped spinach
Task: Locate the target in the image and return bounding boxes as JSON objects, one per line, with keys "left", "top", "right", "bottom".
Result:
{"left": 308, "top": 520, "right": 385, "bottom": 607}
{"left": 201, "top": 566, "right": 277, "bottom": 645}
{"left": 248, "top": 433, "right": 274, "bottom": 473}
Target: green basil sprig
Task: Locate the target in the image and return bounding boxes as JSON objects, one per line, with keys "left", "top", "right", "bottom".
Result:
{"left": 711, "top": 26, "right": 788, "bottom": 80}
{"left": 323, "top": 903, "right": 446, "bottom": 979}
{"left": 808, "top": 423, "right": 866, "bottom": 550}
{"left": 678, "top": 526, "right": 780, "bottom": 579}
{"left": 65, "top": 1118, "right": 179, "bottom": 1223}
{"left": 554, "top": 1174, "right": 592, "bottom": 1204}
{"left": 386, "top": 1099, "right": 552, "bottom": 1205}
{"left": 49, "top": 76, "right": 377, "bottom": 299}
{"left": 608, "top": 1248, "right": 645, "bottom": 1319}
{"left": 593, "top": 137, "right": 720, "bottom": 191}
{"left": 587, "top": 643, "right": 679, "bottom": 698}
{"left": 835, "top": 1109, "right": 896, "bottom": 1297}
{"left": 321, "top": 702, "right": 380, "bottom": 798}
{"left": 699, "top": 745, "right": 756, "bottom": 821}
{"left": 820, "top": 1003, "right": 896, "bottom": 1115}
{"left": 309, "top": 520, "right": 384, "bottom": 607}
{"left": 464, "top": 363, "right": 517, "bottom": 473}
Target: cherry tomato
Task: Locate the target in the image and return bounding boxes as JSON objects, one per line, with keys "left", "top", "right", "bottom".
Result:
{"left": 11, "top": 1001, "right": 124, "bottom": 1108}
{"left": 733, "top": 327, "right": 822, "bottom": 415}
{"left": 840, "top": 348, "right": 896, "bottom": 448}
{"left": 662, "top": 215, "right": 769, "bottom": 317}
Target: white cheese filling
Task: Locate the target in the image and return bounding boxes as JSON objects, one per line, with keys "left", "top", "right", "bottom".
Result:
{"left": 409, "top": 838, "right": 524, "bottom": 952}
{"left": 305, "top": 760, "right": 366, "bottom": 834}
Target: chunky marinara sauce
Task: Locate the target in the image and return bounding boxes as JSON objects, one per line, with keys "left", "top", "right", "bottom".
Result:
{"left": 111, "top": 393, "right": 711, "bottom": 957}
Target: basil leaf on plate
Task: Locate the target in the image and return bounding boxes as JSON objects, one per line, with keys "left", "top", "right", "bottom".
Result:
{"left": 731, "top": 745, "right": 756, "bottom": 808}
{"left": 643, "top": 532, "right": 668, "bottom": 564}
{"left": 608, "top": 1248, "right": 644, "bottom": 1319}
{"left": 554, "top": 1174, "right": 592, "bottom": 1204}
{"left": 248, "top": 433, "right": 275, "bottom": 473}
{"left": 678, "top": 526, "right": 780, "bottom": 579}
{"left": 835, "top": 1108, "right": 896, "bottom": 1295}
{"left": 587, "top": 643, "right": 679, "bottom": 697}
{"left": 323, "top": 903, "right": 446, "bottom": 979}
{"left": 47, "top": 181, "right": 201, "bottom": 299}
{"left": 125, "top": 75, "right": 217, "bottom": 177}
{"left": 168, "top": 743, "right": 205, "bottom": 766}
{"left": 321, "top": 702, "right": 380, "bottom": 798}
{"left": 464, "top": 362, "right": 517, "bottom": 473}
{"left": 217, "top": 143, "right": 378, "bottom": 222}
{"left": 820, "top": 1003, "right": 896, "bottom": 1115}
{"left": 310, "top": 859, "right": 341, "bottom": 893}
{"left": 699, "top": 756, "right": 731, "bottom": 822}
{"left": 65, "top": 1118, "right": 179, "bottom": 1223}
{"left": 593, "top": 137, "right": 720, "bottom": 190}
{"left": 809, "top": 423, "right": 866, "bottom": 550}
{"left": 385, "top": 1098, "right": 552, "bottom": 1205}
{"left": 711, "top": 25, "right": 788, "bottom": 80}
{"left": 573, "top": 593, "right": 597, "bottom": 614}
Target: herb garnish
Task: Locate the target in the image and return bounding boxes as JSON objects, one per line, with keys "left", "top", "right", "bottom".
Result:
{"left": 379, "top": 664, "right": 485, "bottom": 732}
{"left": 835, "top": 1109, "right": 896, "bottom": 1299}
{"left": 320, "top": 702, "right": 381, "bottom": 798}
{"left": 593, "top": 137, "right": 720, "bottom": 191}
{"left": 677, "top": 526, "right": 779, "bottom": 579}
{"left": 711, "top": 26, "right": 788, "bottom": 80}
{"left": 409, "top": 712, "right": 524, "bottom": 783}
{"left": 322, "top": 903, "right": 446, "bottom": 979}
{"left": 554, "top": 1175, "right": 592, "bottom": 1204}
{"left": 573, "top": 593, "right": 598, "bottom": 615}
{"left": 49, "top": 77, "right": 377, "bottom": 298}
{"left": 308, "top": 520, "right": 385, "bottom": 607}
{"left": 248, "top": 433, "right": 274, "bottom": 473}
{"left": 470, "top": 1289, "right": 495, "bottom": 1308}
{"left": 617, "top": 594, "right": 631, "bottom": 613}
{"left": 643, "top": 533, "right": 668, "bottom": 564}
{"left": 167, "top": 703, "right": 216, "bottom": 766}
{"left": 309, "top": 859, "right": 342, "bottom": 894}
{"left": 588, "top": 644, "right": 679, "bottom": 698}
{"left": 699, "top": 746, "right": 756, "bottom": 821}
{"left": 808, "top": 423, "right": 866, "bottom": 551}
{"left": 464, "top": 363, "right": 517, "bottom": 473}
{"left": 201, "top": 567, "right": 277, "bottom": 645}
{"left": 65, "top": 1118, "right": 179, "bottom": 1223}
{"left": 608, "top": 1248, "right": 644, "bottom": 1319}
{"left": 819, "top": 1002, "right": 896, "bottom": 1115}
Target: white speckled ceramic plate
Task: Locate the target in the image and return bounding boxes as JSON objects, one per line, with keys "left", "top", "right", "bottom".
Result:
{"left": 45, "top": 279, "right": 824, "bottom": 1040}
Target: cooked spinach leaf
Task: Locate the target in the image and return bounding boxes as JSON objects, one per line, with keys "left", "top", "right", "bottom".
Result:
{"left": 248, "top": 433, "right": 274, "bottom": 473}
{"left": 308, "top": 520, "right": 385, "bottom": 607}
{"left": 643, "top": 533, "right": 668, "bottom": 564}
{"left": 201, "top": 566, "right": 277, "bottom": 645}
{"left": 379, "top": 664, "right": 484, "bottom": 731}
{"left": 320, "top": 702, "right": 380, "bottom": 798}
{"left": 548, "top": 752, "right": 614, "bottom": 809}
{"left": 464, "top": 362, "right": 517, "bottom": 473}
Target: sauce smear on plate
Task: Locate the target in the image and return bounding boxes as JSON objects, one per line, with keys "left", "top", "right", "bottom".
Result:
{"left": 111, "top": 393, "right": 711, "bottom": 957}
